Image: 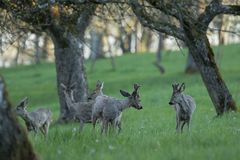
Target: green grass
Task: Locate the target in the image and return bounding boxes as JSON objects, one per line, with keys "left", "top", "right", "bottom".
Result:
{"left": 1, "top": 44, "right": 240, "bottom": 160}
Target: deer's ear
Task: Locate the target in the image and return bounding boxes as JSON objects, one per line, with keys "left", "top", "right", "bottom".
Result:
{"left": 179, "top": 83, "right": 185, "bottom": 92}
{"left": 133, "top": 83, "right": 140, "bottom": 91}
{"left": 61, "top": 83, "right": 67, "bottom": 89}
{"left": 18, "top": 97, "right": 28, "bottom": 108}
{"left": 120, "top": 90, "right": 131, "bottom": 97}
{"left": 99, "top": 82, "right": 104, "bottom": 90}
{"left": 70, "top": 82, "right": 76, "bottom": 90}
{"left": 23, "top": 97, "right": 28, "bottom": 108}
{"left": 96, "top": 80, "right": 104, "bottom": 90}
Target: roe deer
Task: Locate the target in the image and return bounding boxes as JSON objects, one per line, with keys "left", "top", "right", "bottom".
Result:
{"left": 169, "top": 83, "right": 196, "bottom": 133}
{"left": 61, "top": 80, "right": 104, "bottom": 131}
{"left": 16, "top": 97, "right": 52, "bottom": 136}
{"left": 92, "top": 84, "right": 143, "bottom": 134}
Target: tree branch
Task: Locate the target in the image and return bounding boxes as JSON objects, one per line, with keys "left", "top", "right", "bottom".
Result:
{"left": 146, "top": 0, "right": 180, "bottom": 20}
{"left": 198, "top": 0, "right": 240, "bottom": 32}
{"left": 130, "top": 0, "right": 185, "bottom": 40}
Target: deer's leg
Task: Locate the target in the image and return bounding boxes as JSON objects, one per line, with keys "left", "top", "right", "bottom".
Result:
{"left": 176, "top": 115, "right": 180, "bottom": 132}
{"left": 117, "top": 121, "right": 122, "bottom": 134}
{"left": 92, "top": 116, "right": 97, "bottom": 131}
{"left": 33, "top": 125, "right": 38, "bottom": 135}
{"left": 187, "top": 120, "right": 190, "bottom": 131}
{"left": 181, "top": 121, "right": 186, "bottom": 133}
{"left": 101, "top": 119, "right": 106, "bottom": 135}
{"left": 44, "top": 121, "right": 50, "bottom": 136}
{"left": 108, "top": 121, "right": 114, "bottom": 134}
{"left": 104, "top": 121, "right": 109, "bottom": 135}
{"left": 39, "top": 126, "right": 45, "bottom": 136}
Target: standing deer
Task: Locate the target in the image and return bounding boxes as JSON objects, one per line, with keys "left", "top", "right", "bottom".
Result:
{"left": 61, "top": 80, "right": 104, "bottom": 131}
{"left": 169, "top": 83, "right": 196, "bottom": 133}
{"left": 92, "top": 84, "right": 143, "bottom": 134}
{"left": 15, "top": 97, "right": 52, "bottom": 136}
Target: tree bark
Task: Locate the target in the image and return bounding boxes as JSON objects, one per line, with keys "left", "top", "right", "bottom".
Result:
{"left": 185, "top": 53, "right": 198, "bottom": 74}
{"left": 42, "top": 34, "right": 49, "bottom": 60}
{"left": 184, "top": 31, "right": 237, "bottom": 115}
{"left": 0, "top": 32, "right": 3, "bottom": 54}
{"left": 0, "top": 76, "right": 37, "bottom": 160}
{"left": 34, "top": 34, "right": 41, "bottom": 64}
{"left": 154, "top": 33, "right": 165, "bottom": 74}
{"left": 46, "top": 4, "right": 96, "bottom": 122}
{"left": 90, "top": 30, "right": 103, "bottom": 59}
{"left": 48, "top": 25, "right": 88, "bottom": 122}
{"left": 119, "top": 26, "right": 131, "bottom": 54}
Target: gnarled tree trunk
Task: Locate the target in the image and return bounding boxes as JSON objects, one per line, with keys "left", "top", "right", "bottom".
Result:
{"left": 48, "top": 25, "right": 88, "bottom": 122}
{"left": 0, "top": 76, "right": 37, "bottom": 160}
{"left": 184, "top": 31, "right": 236, "bottom": 115}
{"left": 47, "top": 5, "right": 96, "bottom": 122}
{"left": 185, "top": 53, "right": 198, "bottom": 74}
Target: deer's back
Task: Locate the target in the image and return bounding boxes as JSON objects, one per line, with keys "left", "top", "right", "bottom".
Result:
{"left": 103, "top": 104, "right": 121, "bottom": 121}
{"left": 92, "top": 96, "right": 108, "bottom": 116}
{"left": 29, "top": 108, "right": 52, "bottom": 126}
{"left": 175, "top": 94, "right": 196, "bottom": 121}
{"left": 95, "top": 96, "right": 122, "bottom": 121}
{"left": 92, "top": 95, "right": 120, "bottom": 120}
{"left": 74, "top": 101, "right": 93, "bottom": 122}
{"left": 184, "top": 95, "right": 196, "bottom": 114}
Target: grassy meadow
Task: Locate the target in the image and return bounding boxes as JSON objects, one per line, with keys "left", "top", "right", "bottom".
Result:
{"left": 1, "top": 44, "right": 240, "bottom": 160}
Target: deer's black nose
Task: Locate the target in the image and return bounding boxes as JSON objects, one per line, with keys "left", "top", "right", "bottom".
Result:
{"left": 138, "top": 106, "right": 143, "bottom": 110}
{"left": 169, "top": 102, "right": 174, "bottom": 105}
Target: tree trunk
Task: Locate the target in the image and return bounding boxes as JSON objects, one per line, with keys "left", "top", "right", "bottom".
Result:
{"left": 216, "top": 15, "right": 224, "bottom": 65}
{"left": 48, "top": 25, "right": 88, "bottom": 122}
{"left": 89, "top": 31, "right": 103, "bottom": 72}
{"left": 185, "top": 53, "right": 198, "bottom": 74}
{"left": 90, "top": 30, "right": 103, "bottom": 59}
{"left": 0, "top": 32, "right": 3, "bottom": 54}
{"left": 146, "top": 31, "right": 153, "bottom": 51}
{"left": 15, "top": 35, "right": 27, "bottom": 66}
{"left": 185, "top": 33, "right": 237, "bottom": 115}
{"left": 0, "top": 76, "right": 37, "bottom": 160}
{"left": 42, "top": 34, "right": 49, "bottom": 60}
{"left": 15, "top": 40, "right": 21, "bottom": 65}
{"left": 34, "top": 34, "right": 41, "bottom": 64}
{"left": 154, "top": 33, "right": 165, "bottom": 74}
{"left": 119, "top": 26, "right": 131, "bottom": 54}
{"left": 48, "top": 5, "right": 96, "bottom": 122}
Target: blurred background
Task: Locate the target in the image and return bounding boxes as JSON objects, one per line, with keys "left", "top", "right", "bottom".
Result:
{"left": 1, "top": 7, "right": 240, "bottom": 69}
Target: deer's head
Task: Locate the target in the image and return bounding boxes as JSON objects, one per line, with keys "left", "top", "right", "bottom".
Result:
{"left": 169, "top": 82, "right": 185, "bottom": 105}
{"left": 88, "top": 80, "right": 104, "bottom": 100}
{"left": 61, "top": 82, "right": 76, "bottom": 101}
{"left": 120, "top": 83, "right": 143, "bottom": 110}
{"left": 16, "top": 97, "right": 28, "bottom": 116}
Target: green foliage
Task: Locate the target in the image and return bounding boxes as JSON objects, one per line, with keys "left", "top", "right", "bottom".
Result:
{"left": 1, "top": 44, "right": 240, "bottom": 160}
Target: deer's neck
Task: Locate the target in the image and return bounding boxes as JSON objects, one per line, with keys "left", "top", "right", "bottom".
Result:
{"left": 70, "top": 90, "right": 75, "bottom": 102}
{"left": 20, "top": 112, "right": 32, "bottom": 123}
{"left": 63, "top": 91, "right": 74, "bottom": 109}
{"left": 118, "top": 99, "right": 131, "bottom": 111}
{"left": 179, "top": 94, "right": 190, "bottom": 112}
